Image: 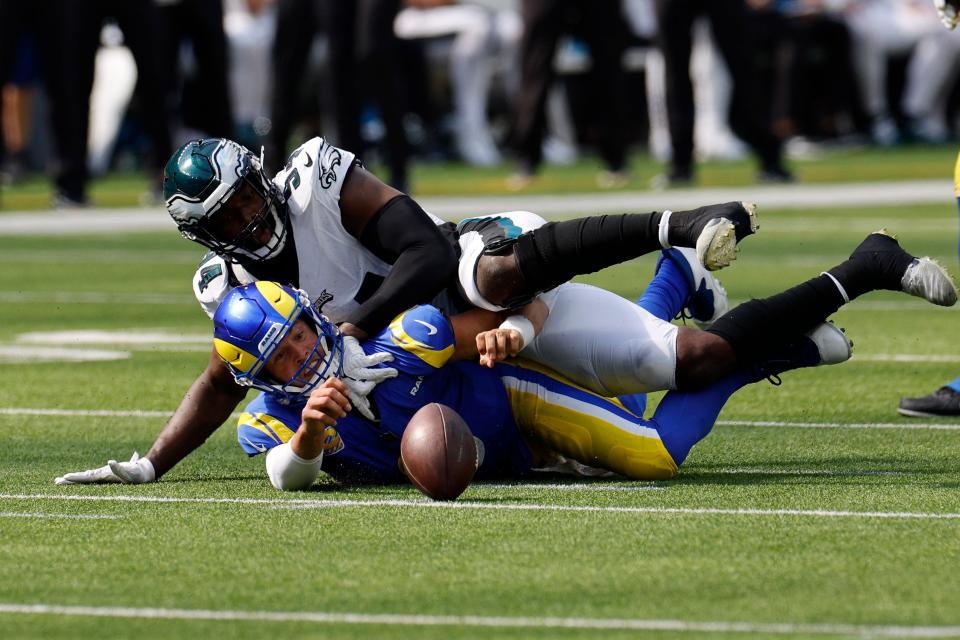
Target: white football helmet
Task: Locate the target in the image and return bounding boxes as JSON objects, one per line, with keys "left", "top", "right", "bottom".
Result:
{"left": 164, "top": 138, "right": 288, "bottom": 263}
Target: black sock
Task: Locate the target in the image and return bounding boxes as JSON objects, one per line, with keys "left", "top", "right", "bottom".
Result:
{"left": 666, "top": 201, "right": 752, "bottom": 247}
{"left": 826, "top": 243, "right": 913, "bottom": 300}
{"left": 706, "top": 274, "right": 846, "bottom": 364}
{"left": 513, "top": 212, "right": 662, "bottom": 294}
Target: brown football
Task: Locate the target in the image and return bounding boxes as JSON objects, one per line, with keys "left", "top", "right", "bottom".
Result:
{"left": 400, "top": 403, "right": 478, "bottom": 501}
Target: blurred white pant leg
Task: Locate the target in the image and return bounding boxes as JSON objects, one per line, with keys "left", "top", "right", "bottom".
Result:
{"left": 224, "top": 1, "right": 276, "bottom": 134}
{"left": 395, "top": 5, "right": 504, "bottom": 165}
{"left": 523, "top": 283, "right": 679, "bottom": 396}
{"left": 903, "top": 29, "right": 960, "bottom": 137}
{"left": 88, "top": 27, "right": 137, "bottom": 175}
{"left": 645, "top": 48, "right": 672, "bottom": 162}
{"left": 692, "top": 20, "right": 744, "bottom": 161}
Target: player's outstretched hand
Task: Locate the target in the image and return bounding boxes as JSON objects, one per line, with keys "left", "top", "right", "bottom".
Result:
{"left": 339, "top": 336, "right": 398, "bottom": 420}
{"left": 301, "top": 378, "right": 353, "bottom": 430}
{"left": 476, "top": 328, "right": 525, "bottom": 368}
{"left": 55, "top": 452, "right": 156, "bottom": 485}
{"left": 936, "top": 0, "right": 960, "bottom": 29}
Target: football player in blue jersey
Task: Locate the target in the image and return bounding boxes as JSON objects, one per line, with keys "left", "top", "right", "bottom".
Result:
{"left": 897, "top": 0, "right": 960, "bottom": 417}
{"left": 209, "top": 225, "right": 956, "bottom": 490}
{"left": 209, "top": 273, "right": 780, "bottom": 490}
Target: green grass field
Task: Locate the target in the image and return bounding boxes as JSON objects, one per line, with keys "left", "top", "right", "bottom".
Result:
{"left": 1, "top": 166, "right": 959, "bottom": 638}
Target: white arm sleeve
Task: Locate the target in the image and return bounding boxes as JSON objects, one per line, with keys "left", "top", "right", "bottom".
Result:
{"left": 264, "top": 442, "right": 324, "bottom": 491}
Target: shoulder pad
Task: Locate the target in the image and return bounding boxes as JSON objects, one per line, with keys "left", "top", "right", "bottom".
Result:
{"left": 386, "top": 305, "right": 455, "bottom": 369}
{"left": 193, "top": 254, "right": 256, "bottom": 319}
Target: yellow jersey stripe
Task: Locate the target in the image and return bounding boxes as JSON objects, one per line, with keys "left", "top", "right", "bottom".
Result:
{"left": 388, "top": 316, "right": 454, "bottom": 368}
{"left": 238, "top": 412, "right": 296, "bottom": 444}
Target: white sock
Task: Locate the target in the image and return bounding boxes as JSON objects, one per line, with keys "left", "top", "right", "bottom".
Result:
{"left": 658, "top": 210, "right": 673, "bottom": 249}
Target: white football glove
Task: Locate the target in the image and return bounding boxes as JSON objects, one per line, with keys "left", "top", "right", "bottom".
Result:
{"left": 935, "top": 0, "right": 960, "bottom": 30}
{"left": 339, "top": 335, "right": 398, "bottom": 421}
{"left": 54, "top": 452, "right": 157, "bottom": 485}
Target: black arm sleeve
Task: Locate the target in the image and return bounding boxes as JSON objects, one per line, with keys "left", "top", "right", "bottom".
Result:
{"left": 346, "top": 194, "right": 458, "bottom": 334}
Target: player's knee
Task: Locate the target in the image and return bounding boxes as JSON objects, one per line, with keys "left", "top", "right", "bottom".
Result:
{"left": 675, "top": 328, "right": 735, "bottom": 390}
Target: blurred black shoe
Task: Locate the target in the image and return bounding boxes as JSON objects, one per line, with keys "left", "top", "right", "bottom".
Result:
{"left": 898, "top": 386, "right": 960, "bottom": 417}
{"left": 650, "top": 168, "right": 693, "bottom": 190}
{"left": 51, "top": 191, "right": 89, "bottom": 209}
{"left": 758, "top": 166, "right": 796, "bottom": 184}
{"left": 0, "top": 152, "right": 30, "bottom": 186}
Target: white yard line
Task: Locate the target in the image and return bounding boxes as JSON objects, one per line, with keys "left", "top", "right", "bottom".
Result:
{"left": 480, "top": 483, "right": 666, "bottom": 492}
{"left": 0, "top": 408, "right": 174, "bottom": 418}
{"left": 0, "top": 512, "right": 118, "bottom": 520}
{"left": 717, "top": 420, "right": 960, "bottom": 431}
{"left": 854, "top": 354, "right": 960, "bottom": 363}
{"left": 0, "top": 603, "right": 956, "bottom": 636}
{"left": 704, "top": 468, "right": 906, "bottom": 477}
{"left": 0, "top": 292, "right": 194, "bottom": 304}
{"left": 1, "top": 494, "right": 957, "bottom": 520}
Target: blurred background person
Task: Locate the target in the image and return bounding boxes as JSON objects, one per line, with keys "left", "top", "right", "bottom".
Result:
{"left": 43, "top": 0, "right": 172, "bottom": 207}
{"left": 0, "top": 32, "right": 39, "bottom": 187}
{"left": 652, "top": 0, "right": 792, "bottom": 188}
{"left": 896, "top": 0, "right": 960, "bottom": 418}
{"left": 843, "top": 0, "right": 960, "bottom": 145}
{"left": 156, "top": 0, "right": 233, "bottom": 141}
{"left": 394, "top": 0, "right": 522, "bottom": 167}
{"left": 86, "top": 24, "right": 139, "bottom": 178}
{"left": 635, "top": 1, "right": 749, "bottom": 166}
{"left": 507, "top": 0, "right": 632, "bottom": 190}
{"left": 769, "top": 0, "right": 866, "bottom": 148}
{"left": 224, "top": 0, "right": 277, "bottom": 152}
{"left": 270, "top": 0, "right": 411, "bottom": 191}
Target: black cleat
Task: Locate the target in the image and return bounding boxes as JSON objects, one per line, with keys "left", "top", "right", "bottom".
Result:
{"left": 898, "top": 386, "right": 960, "bottom": 417}
{"left": 850, "top": 230, "right": 957, "bottom": 306}
{"left": 667, "top": 201, "right": 759, "bottom": 271}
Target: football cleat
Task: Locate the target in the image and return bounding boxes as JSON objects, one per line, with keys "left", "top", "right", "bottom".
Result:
{"left": 804, "top": 321, "right": 853, "bottom": 366}
{"left": 898, "top": 386, "right": 960, "bottom": 417}
{"left": 656, "top": 247, "right": 729, "bottom": 328}
{"left": 901, "top": 258, "right": 957, "bottom": 306}
{"left": 664, "top": 201, "right": 758, "bottom": 271}
{"left": 849, "top": 230, "right": 957, "bottom": 306}
{"left": 754, "top": 321, "right": 852, "bottom": 383}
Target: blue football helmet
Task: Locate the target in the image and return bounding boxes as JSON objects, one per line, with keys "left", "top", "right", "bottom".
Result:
{"left": 164, "top": 138, "right": 288, "bottom": 263}
{"left": 213, "top": 282, "right": 344, "bottom": 403}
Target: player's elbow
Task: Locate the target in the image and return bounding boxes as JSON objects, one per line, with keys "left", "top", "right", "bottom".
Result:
{"left": 424, "top": 240, "right": 457, "bottom": 287}
{"left": 264, "top": 442, "right": 324, "bottom": 491}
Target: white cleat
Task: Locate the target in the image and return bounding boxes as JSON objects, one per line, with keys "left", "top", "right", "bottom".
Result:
{"left": 805, "top": 321, "right": 853, "bottom": 366}
{"left": 901, "top": 257, "right": 958, "bottom": 307}
{"left": 696, "top": 201, "right": 759, "bottom": 271}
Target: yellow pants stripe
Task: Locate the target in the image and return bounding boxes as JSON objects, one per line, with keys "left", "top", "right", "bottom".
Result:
{"left": 500, "top": 365, "right": 678, "bottom": 480}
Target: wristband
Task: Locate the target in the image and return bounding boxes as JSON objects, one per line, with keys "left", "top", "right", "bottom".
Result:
{"left": 499, "top": 315, "right": 535, "bottom": 349}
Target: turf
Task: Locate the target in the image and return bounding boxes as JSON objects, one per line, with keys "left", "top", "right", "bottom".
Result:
{"left": 0, "top": 198, "right": 959, "bottom": 639}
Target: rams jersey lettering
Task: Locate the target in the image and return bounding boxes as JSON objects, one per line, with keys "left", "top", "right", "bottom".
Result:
{"left": 237, "top": 305, "right": 534, "bottom": 483}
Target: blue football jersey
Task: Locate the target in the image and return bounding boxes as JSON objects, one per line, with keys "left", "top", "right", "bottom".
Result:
{"left": 237, "top": 305, "right": 534, "bottom": 483}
